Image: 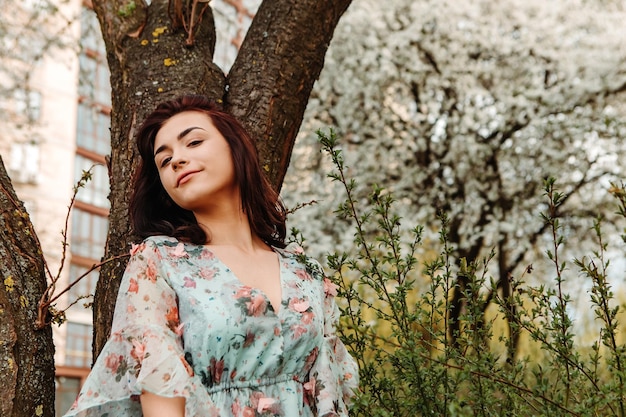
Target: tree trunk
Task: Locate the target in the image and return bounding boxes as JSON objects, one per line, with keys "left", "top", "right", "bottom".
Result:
{"left": 226, "top": 0, "right": 352, "bottom": 189}
{"left": 92, "top": 0, "right": 352, "bottom": 358}
{"left": 0, "top": 157, "right": 55, "bottom": 417}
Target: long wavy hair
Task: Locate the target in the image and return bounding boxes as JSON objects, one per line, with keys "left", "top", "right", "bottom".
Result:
{"left": 130, "top": 94, "right": 286, "bottom": 248}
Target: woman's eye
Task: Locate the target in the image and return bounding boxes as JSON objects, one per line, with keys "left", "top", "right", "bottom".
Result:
{"left": 160, "top": 157, "right": 171, "bottom": 168}
{"left": 189, "top": 140, "right": 203, "bottom": 147}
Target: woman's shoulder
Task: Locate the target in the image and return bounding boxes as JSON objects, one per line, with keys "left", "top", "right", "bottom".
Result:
{"left": 276, "top": 243, "right": 326, "bottom": 280}
{"left": 129, "top": 235, "right": 180, "bottom": 257}
{"left": 142, "top": 235, "right": 180, "bottom": 245}
{"left": 132, "top": 235, "right": 214, "bottom": 262}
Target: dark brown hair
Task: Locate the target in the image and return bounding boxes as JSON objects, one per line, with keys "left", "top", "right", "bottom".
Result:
{"left": 130, "top": 94, "right": 286, "bottom": 248}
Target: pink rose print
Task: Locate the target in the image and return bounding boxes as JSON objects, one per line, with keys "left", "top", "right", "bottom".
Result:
{"left": 145, "top": 258, "right": 158, "bottom": 283}
{"left": 257, "top": 397, "right": 277, "bottom": 413}
{"left": 303, "top": 377, "right": 317, "bottom": 406}
{"left": 210, "top": 357, "right": 225, "bottom": 384}
{"left": 129, "top": 242, "right": 145, "bottom": 256}
{"left": 235, "top": 286, "right": 253, "bottom": 299}
{"left": 105, "top": 353, "right": 121, "bottom": 373}
{"left": 303, "top": 347, "right": 319, "bottom": 370}
{"left": 183, "top": 276, "right": 196, "bottom": 288}
{"left": 127, "top": 277, "right": 139, "bottom": 294}
{"left": 247, "top": 294, "right": 267, "bottom": 316}
{"left": 301, "top": 311, "right": 314, "bottom": 324}
{"left": 242, "top": 407, "right": 255, "bottom": 417}
{"left": 165, "top": 306, "right": 180, "bottom": 332}
{"left": 231, "top": 400, "right": 241, "bottom": 415}
{"left": 323, "top": 278, "right": 339, "bottom": 296}
{"left": 200, "top": 267, "right": 216, "bottom": 280}
{"left": 130, "top": 340, "right": 147, "bottom": 363}
{"left": 250, "top": 391, "right": 263, "bottom": 405}
{"left": 295, "top": 268, "right": 313, "bottom": 281}
{"left": 243, "top": 330, "right": 256, "bottom": 348}
{"left": 289, "top": 298, "right": 310, "bottom": 313}
{"left": 172, "top": 242, "right": 188, "bottom": 258}
{"left": 291, "top": 324, "right": 308, "bottom": 338}
{"left": 303, "top": 377, "right": 316, "bottom": 395}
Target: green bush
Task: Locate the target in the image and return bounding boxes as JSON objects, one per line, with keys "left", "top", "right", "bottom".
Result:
{"left": 313, "top": 129, "right": 626, "bottom": 417}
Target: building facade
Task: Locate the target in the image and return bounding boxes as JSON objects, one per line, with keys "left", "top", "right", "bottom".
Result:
{"left": 0, "top": 0, "right": 110, "bottom": 414}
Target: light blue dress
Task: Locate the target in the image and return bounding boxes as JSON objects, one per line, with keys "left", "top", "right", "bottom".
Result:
{"left": 63, "top": 236, "right": 358, "bottom": 417}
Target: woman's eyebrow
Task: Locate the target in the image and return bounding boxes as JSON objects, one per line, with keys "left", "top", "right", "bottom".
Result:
{"left": 153, "top": 126, "right": 206, "bottom": 157}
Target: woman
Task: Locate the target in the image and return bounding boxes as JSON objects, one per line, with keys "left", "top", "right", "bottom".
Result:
{"left": 64, "top": 95, "right": 358, "bottom": 417}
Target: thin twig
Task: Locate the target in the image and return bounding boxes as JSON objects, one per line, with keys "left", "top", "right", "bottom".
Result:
{"left": 36, "top": 253, "right": 129, "bottom": 329}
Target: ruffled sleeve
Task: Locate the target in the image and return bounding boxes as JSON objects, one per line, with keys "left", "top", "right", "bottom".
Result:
{"left": 308, "top": 261, "right": 359, "bottom": 417}
{"left": 63, "top": 238, "right": 216, "bottom": 417}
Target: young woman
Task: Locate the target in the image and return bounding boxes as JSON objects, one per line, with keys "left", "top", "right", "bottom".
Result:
{"left": 63, "top": 95, "right": 358, "bottom": 417}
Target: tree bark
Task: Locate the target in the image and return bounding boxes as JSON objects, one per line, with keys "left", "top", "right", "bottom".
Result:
{"left": 92, "top": 0, "right": 352, "bottom": 358}
{"left": 226, "top": 0, "right": 352, "bottom": 189}
{"left": 0, "top": 157, "right": 55, "bottom": 417}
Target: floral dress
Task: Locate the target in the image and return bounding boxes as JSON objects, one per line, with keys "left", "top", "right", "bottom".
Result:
{"left": 63, "top": 236, "right": 358, "bottom": 417}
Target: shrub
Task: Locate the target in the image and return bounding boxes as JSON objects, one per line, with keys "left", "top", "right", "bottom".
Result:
{"left": 315, "top": 129, "right": 626, "bottom": 417}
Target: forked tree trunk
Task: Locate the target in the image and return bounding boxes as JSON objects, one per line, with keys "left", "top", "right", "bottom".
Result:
{"left": 92, "top": 0, "right": 352, "bottom": 358}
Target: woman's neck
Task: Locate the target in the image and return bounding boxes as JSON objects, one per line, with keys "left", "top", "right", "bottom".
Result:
{"left": 194, "top": 208, "right": 264, "bottom": 251}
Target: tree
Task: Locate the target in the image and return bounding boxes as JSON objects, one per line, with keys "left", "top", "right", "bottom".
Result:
{"left": 0, "top": 158, "right": 55, "bottom": 417}
{"left": 282, "top": 0, "right": 626, "bottom": 361}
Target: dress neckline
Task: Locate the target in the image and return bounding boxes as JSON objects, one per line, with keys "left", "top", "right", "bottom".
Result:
{"left": 203, "top": 246, "right": 285, "bottom": 316}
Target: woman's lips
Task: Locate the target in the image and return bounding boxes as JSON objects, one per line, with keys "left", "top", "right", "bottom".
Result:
{"left": 176, "top": 170, "right": 199, "bottom": 187}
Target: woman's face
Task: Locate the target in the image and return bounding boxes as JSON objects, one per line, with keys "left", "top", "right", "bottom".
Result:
{"left": 153, "top": 110, "right": 239, "bottom": 214}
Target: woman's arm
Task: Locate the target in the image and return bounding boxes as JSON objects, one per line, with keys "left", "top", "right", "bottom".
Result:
{"left": 141, "top": 391, "right": 185, "bottom": 417}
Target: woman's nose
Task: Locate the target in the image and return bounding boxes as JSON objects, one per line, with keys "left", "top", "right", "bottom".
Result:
{"left": 171, "top": 156, "right": 188, "bottom": 170}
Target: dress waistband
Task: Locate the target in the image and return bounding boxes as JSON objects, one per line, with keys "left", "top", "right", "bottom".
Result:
{"left": 205, "top": 374, "right": 307, "bottom": 394}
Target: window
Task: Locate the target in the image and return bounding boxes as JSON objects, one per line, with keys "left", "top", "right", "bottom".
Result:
{"left": 78, "top": 54, "right": 111, "bottom": 106}
{"left": 55, "top": 366, "right": 89, "bottom": 416}
{"left": 55, "top": 375, "right": 82, "bottom": 416}
{"left": 80, "top": 7, "right": 105, "bottom": 56}
{"left": 76, "top": 102, "right": 111, "bottom": 155}
{"left": 9, "top": 141, "right": 40, "bottom": 184}
{"left": 70, "top": 208, "right": 108, "bottom": 260}
{"left": 0, "top": 87, "right": 43, "bottom": 124}
{"left": 14, "top": 88, "right": 42, "bottom": 122}
{"left": 79, "top": 6, "right": 111, "bottom": 108}
{"left": 74, "top": 154, "right": 110, "bottom": 208}
{"left": 67, "top": 263, "right": 99, "bottom": 304}
{"left": 64, "top": 322, "right": 93, "bottom": 368}
{"left": 1, "top": 18, "right": 46, "bottom": 66}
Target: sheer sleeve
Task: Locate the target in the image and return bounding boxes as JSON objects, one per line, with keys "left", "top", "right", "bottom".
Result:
{"left": 63, "top": 238, "right": 217, "bottom": 417}
{"left": 308, "top": 262, "right": 359, "bottom": 417}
